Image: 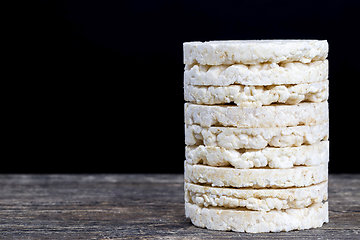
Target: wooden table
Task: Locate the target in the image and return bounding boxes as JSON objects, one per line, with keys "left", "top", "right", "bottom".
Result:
{"left": 0, "top": 174, "right": 358, "bottom": 239}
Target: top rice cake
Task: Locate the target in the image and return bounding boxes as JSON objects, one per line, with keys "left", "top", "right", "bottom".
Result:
{"left": 183, "top": 40, "right": 328, "bottom": 65}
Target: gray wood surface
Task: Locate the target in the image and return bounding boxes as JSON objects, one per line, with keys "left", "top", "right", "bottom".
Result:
{"left": 0, "top": 174, "right": 358, "bottom": 239}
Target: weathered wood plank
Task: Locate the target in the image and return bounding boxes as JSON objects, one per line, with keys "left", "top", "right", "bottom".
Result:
{"left": 0, "top": 174, "right": 358, "bottom": 239}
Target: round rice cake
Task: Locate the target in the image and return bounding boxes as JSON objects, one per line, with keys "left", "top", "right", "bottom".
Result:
{"left": 185, "top": 202, "right": 328, "bottom": 233}
{"left": 185, "top": 181, "right": 328, "bottom": 211}
{"left": 183, "top": 40, "right": 328, "bottom": 65}
{"left": 185, "top": 122, "right": 329, "bottom": 149}
{"left": 184, "top": 101, "right": 329, "bottom": 128}
{"left": 184, "top": 81, "right": 328, "bottom": 107}
{"left": 184, "top": 162, "right": 328, "bottom": 188}
{"left": 184, "top": 61, "right": 328, "bottom": 86}
{"left": 185, "top": 141, "right": 329, "bottom": 169}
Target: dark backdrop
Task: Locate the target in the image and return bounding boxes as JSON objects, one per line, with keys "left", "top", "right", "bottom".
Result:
{"left": 11, "top": 0, "right": 360, "bottom": 173}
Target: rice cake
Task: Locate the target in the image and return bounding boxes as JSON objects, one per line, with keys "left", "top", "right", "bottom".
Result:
{"left": 184, "top": 40, "right": 328, "bottom": 65}
{"left": 185, "top": 202, "right": 328, "bottom": 233}
{"left": 185, "top": 141, "right": 329, "bottom": 169}
{"left": 184, "top": 81, "right": 328, "bottom": 107}
{"left": 185, "top": 101, "right": 328, "bottom": 128}
{"left": 184, "top": 60, "right": 328, "bottom": 86}
{"left": 184, "top": 162, "right": 328, "bottom": 188}
{"left": 185, "top": 181, "right": 328, "bottom": 211}
{"left": 185, "top": 122, "right": 329, "bottom": 149}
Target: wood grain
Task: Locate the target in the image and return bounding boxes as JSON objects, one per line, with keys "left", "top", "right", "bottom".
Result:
{"left": 0, "top": 174, "right": 358, "bottom": 239}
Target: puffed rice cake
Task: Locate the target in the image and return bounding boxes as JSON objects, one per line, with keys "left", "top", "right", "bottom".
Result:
{"left": 183, "top": 40, "right": 329, "bottom": 233}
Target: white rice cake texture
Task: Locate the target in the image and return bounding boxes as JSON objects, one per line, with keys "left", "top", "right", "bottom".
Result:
{"left": 185, "top": 181, "right": 328, "bottom": 211}
{"left": 184, "top": 162, "right": 328, "bottom": 188}
{"left": 185, "top": 122, "right": 329, "bottom": 149}
{"left": 185, "top": 201, "right": 328, "bottom": 233}
{"left": 183, "top": 40, "right": 328, "bottom": 65}
{"left": 185, "top": 101, "right": 328, "bottom": 128}
{"left": 185, "top": 141, "right": 329, "bottom": 169}
{"left": 184, "top": 80, "right": 328, "bottom": 107}
{"left": 184, "top": 60, "right": 328, "bottom": 86}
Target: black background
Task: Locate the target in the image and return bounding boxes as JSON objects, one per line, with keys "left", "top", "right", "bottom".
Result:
{"left": 11, "top": 0, "right": 360, "bottom": 173}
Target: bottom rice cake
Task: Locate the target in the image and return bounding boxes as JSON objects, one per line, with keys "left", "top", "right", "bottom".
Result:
{"left": 185, "top": 181, "right": 328, "bottom": 211}
{"left": 184, "top": 162, "right": 328, "bottom": 188}
{"left": 185, "top": 201, "right": 328, "bottom": 233}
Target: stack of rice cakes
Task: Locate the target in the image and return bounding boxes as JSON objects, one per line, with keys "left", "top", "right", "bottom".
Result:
{"left": 183, "top": 40, "right": 329, "bottom": 233}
